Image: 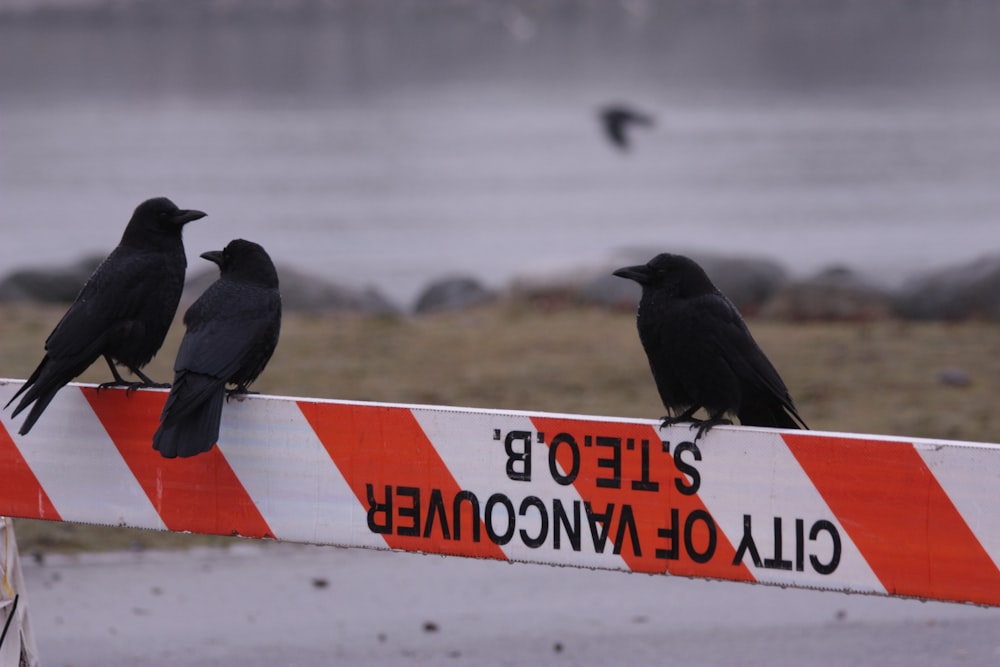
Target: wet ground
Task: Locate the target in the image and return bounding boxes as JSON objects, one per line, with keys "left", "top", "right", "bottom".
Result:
{"left": 21, "top": 542, "right": 1000, "bottom": 666}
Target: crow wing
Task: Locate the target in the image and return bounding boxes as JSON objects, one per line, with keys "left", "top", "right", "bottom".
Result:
{"left": 699, "top": 292, "right": 807, "bottom": 428}
{"left": 162, "top": 281, "right": 279, "bottom": 419}
{"left": 44, "top": 246, "right": 182, "bottom": 362}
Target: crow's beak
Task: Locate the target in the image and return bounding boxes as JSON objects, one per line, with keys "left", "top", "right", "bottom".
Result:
{"left": 200, "top": 250, "right": 224, "bottom": 266}
{"left": 612, "top": 264, "right": 651, "bottom": 285}
{"left": 172, "top": 209, "right": 207, "bottom": 226}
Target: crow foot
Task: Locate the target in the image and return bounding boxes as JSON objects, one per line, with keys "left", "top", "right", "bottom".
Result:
{"left": 99, "top": 358, "right": 169, "bottom": 393}
{"left": 97, "top": 378, "right": 170, "bottom": 394}
{"left": 226, "top": 386, "right": 259, "bottom": 403}
{"left": 690, "top": 417, "right": 733, "bottom": 441}
{"left": 658, "top": 415, "right": 732, "bottom": 442}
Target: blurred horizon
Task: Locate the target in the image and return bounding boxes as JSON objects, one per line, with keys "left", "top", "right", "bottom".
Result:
{"left": 4, "top": 0, "right": 1000, "bottom": 103}
{"left": 3, "top": 0, "right": 1000, "bottom": 306}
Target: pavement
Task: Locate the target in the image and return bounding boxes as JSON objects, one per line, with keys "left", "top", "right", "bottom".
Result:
{"left": 18, "top": 542, "right": 1000, "bottom": 667}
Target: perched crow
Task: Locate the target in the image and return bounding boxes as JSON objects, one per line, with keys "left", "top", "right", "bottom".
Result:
{"left": 614, "top": 253, "right": 807, "bottom": 440}
{"left": 5, "top": 197, "right": 206, "bottom": 435}
{"left": 599, "top": 104, "right": 655, "bottom": 151}
{"left": 153, "top": 239, "right": 281, "bottom": 459}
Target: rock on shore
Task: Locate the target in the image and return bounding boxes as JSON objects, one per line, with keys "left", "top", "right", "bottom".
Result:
{"left": 4, "top": 252, "right": 1000, "bottom": 321}
{"left": 761, "top": 266, "right": 892, "bottom": 322}
{"left": 0, "top": 255, "right": 103, "bottom": 303}
{"left": 894, "top": 254, "right": 1000, "bottom": 320}
{"left": 182, "top": 266, "right": 400, "bottom": 316}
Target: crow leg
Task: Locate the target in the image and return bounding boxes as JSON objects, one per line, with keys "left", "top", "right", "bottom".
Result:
{"left": 691, "top": 417, "right": 733, "bottom": 442}
{"left": 659, "top": 405, "right": 699, "bottom": 429}
{"left": 97, "top": 357, "right": 129, "bottom": 391}
{"left": 97, "top": 356, "right": 169, "bottom": 393}
{"left": 688, "top": 408, "right": 734, "bottom": 441}
{"left": 226, "top": 384, "right": 259, "bottom": 403}
{"left": 129, "top": 366, "right": 170, "bottom": 389}
{"left": 657, "top": 404, "right": 733, "bottom": 441}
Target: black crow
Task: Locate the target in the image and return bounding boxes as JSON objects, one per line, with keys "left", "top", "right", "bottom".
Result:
{"left": 6, "top": 197, "right": 205, "bottom": 435}
{"left": 613, "top": 253, "right": 807, "bottom": 440}
{"left": 153, "top": 239, "right": 281, "bottom": 459}
{"left": 599, "top": 104, "right": 655, "bottom": 151}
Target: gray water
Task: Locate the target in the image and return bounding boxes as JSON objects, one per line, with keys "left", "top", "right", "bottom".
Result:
{"left": 3, "top": 1, "right": 1000, "bottom": 307}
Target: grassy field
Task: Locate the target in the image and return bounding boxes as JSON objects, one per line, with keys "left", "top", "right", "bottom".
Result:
{"left": 4, "top": 301, "right": 1000, "bottom": 552}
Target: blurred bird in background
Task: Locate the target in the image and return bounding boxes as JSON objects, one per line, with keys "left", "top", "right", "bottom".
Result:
{"left": 599, "top": 103, "right": 655, "bottom": 151}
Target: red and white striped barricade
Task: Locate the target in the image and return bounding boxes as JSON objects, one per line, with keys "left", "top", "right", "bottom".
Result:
{"left": 2, "top": 379, "right": 999, "bottom": 607}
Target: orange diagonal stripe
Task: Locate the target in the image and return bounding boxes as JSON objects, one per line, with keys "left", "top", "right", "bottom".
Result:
{"left": 784, "top": 432, "right": 1000, "bottom": 605}
{"left": 0, "top": 421, "right": 61, "bottom": 521}
{"left": 85, "top": 387, "right": 273, "bottom": 539}
{"left": 531, "top": 416, "right": 754, "bottom": 581}
{"left": 300, "top": 401, "right": 507, "bottom": 561}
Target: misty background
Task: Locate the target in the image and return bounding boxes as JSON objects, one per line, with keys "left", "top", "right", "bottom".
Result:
{"left": 2, "top": 0, "right": 1000, "bottom": 306}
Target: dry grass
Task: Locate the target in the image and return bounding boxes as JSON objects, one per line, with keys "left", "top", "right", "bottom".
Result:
{"left": 4, "top": 301, "right": 1000, "bottom": 552}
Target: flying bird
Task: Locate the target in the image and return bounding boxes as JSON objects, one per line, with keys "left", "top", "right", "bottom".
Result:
{"left": 153, "top": 239, "right": 282, "bottom": 459}
{"left": 599, "top": 104, "right": 655, "bottom": 151}
{"left": 5, "top": 197, "right": 206, "bottom": 435}
{"left": 613, "top": 253, "right": 807, "bottom": 440}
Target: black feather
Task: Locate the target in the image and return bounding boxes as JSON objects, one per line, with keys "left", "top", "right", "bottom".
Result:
{"left": 613, "top": 253, "right": 807, "bottom": 440}
{"left": 153, "top": 239, "right": 281, "bottom": 458}
{"left": 5, "top": 197, "right": 205, "bottom": 435}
